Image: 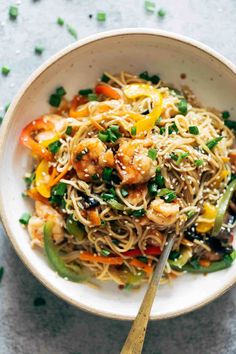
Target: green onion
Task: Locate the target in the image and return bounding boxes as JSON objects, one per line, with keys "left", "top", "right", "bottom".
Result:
{"left": 65, "top": 126, "right": 72, "bottom": 135}
{"left": 49, "top": 94, "right": 61, "bottom": 107}
{"left": 51, "top": 182, "right": 67, "bottom": 196}
{"left": 156, "top": 116, "right": 162, "bottom": 126}
{"left": 168, "top": 123, "right": 179, "bottom": 134}
{"left": 157, "top": 188, "right": 177, "bottom": 202}
{"left": 189, "top": 126, "right": 199, "bottom": 135}
{"left": 34, "top": 46, "right": 44, "bottom": 55}
{"left": 137, "top": 256, "right": 148, "bottom": 263}
{"left": 131, "top": 209, "right": 146, "bottom": 217}
{"left": 225, "top": 120, "right": 236, "bottom": 132}
{"left": 0, "top": 267, "right": 4, "bottom": 283}
{"left": 67, "top": 24, "right": 78, "bottom": 39}
{"left": 24, "top": 172, "right": 35, "bottom": 188}
{"left": 56, "top": 86, "right": 66, "bottom": 97}
{"left": 76, "top": 148, "right": 89, "bottom": 161}
{"left": 139, "top": 71, "right": 149, "bottom": 80}
{"left": 182, "top": 255, "right": 235, "bottom": 273}
{"left": 145, "top": 0, "right": 155, "bottom": 12}
{"left": 110, "top": 125, "right": 120, "bottom": 134}
{"left": 121, "top": 188, "right": 129, "bottom": 197}
{"left": 34, "top": 297, "right": 46, "bottom": 307}
{"left": 92, "top": 173, "right": 99, "bottom": 181}
{"left": 1, "top": 66, "right": 10, "bottom": 76}
{"left": 206, "top": 136, "right": 223, "bottom": 150}
{"left": 131, "top": 126, "right": 137, "bottom": 136}
{"left": 150, "top": 75, "right": 160, "bottom": 84}
{"left": 148, "top": 148, "right": 157, "bottom": 160}
{"left": 160, "top": 127, "right": 166, "bottom": 135}
{"left": 9, "top": 6, "right": 18, "bottom": 20}
{"left": 170, "top": 152, "right": 178, "bottom": 161}
{"left": 155, "top": 174, "right": 165, "bottom": 188}
{"left": 177, "top": 99, "right": 188, "bottom": 115}
{"left": 186, "top": 210, "right": 197, "bottom": 219}
{"left": 88, "top": 93, "right": 98, "bottom": 101}
{"left": 101, "top": 192, "right": 116, "bottom": 201}
{"left": 98, "top": 131, "right": 109, "bottom": 142}
{"left": 212, "top": 179, "right": 236, "bottom": 236}
{"left": 100, "top": 73, "right": 109, "bottom": 83}
{"left": 101, "top": 249, "right": 110, "bottom": 256}
{"left": 148, "top": 182, "right": 158, "bottom": 196}
{"left": 96, "top": 12, "right": 106, "bottom": 22}
{"left": 57, "top": 17, "right": 64, "bottom": 26}
{"left": 169, "top": 251, "right": 180, "bottom": 261}
{"left": 19, "top": 212, "right": 31, "bottom": 225}
{"left": 107, "top": 199, "right": 125, "bottom": 210}
{"left": 222, "top": 111, "right": 230, "bottom": 119}
{"left": 157, "top": 8, "right": 166, "bottom": 17}
{"left": 48, "top": 140, "right": 62, "bottom": 154}
{"left": 102, "top": 167, "right": 113, "bottom": 182}
{"left": 195, "top": 159, "right": 204, "bottom": 167}
{"left": 176, "top": 152, "right": 189, "bottom": 165}
{"left": 79, "top": 88, "right": 93, "bottom": 96}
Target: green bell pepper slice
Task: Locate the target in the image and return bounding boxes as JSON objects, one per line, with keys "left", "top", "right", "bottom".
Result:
{"left": 66, "top": 216, "right": 85, "bottom": 241}
{"left": 212, "top": 179, "right": 236, "bottom": 236}
{"left": 182, "top": 254, "right": 235, "bottom": 274}
{"left": 43, "top": 221, "right": 89, "bottom": 282}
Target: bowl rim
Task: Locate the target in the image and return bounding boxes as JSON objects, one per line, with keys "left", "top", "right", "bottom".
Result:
{"left": 0, "top": 28, "right": 236, "bottom": 321}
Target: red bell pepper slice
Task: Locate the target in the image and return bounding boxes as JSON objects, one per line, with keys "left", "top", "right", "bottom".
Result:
{"left": 20, "top": 117, "right": 54, "bottom": 160}
{"left": 123, "top": 246, "right": 161, "bottom": 257}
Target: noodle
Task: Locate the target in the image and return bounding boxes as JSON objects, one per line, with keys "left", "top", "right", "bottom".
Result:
{"left": 21, "top": 71, "right": 236, "bottom": 289}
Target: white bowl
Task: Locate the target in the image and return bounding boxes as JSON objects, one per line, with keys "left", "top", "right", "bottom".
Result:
{"left": 0, "top": 29, "right": 235, "bottom": 320}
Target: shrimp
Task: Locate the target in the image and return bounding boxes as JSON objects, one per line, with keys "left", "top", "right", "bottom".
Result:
{"left": 125, "top": 184, "right": 147, "bottom": 206}
{"left": 147, "top": 197, "right": 179, "bottom": 226}
{"left": 72, "top": 138, "right": 115, "bottom": 182}
{"left": 115, "top": 139, "right": 157, "bottom": 185}
{"left": 35, "top": 114, "right": 65, "bottom": 143}
{"left": 28, "top": 201, "right": 64, "bottom": 245}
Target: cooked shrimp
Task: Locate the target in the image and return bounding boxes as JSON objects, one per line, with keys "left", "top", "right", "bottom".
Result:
{"left": 115, "top": 139, "right": 157, "bottom": 184}
{"left": 35, "top": 114, "right": 65, "bottom": 143}
{"left": 147, "top": 197, "right": 179, "bottom": 226}
{"left": 125, "top": 184, "right": 147, "bottom": 206}
{"left": 28, "top": 201, "right": 64, "bottom": 245}
{"left": 72, "top": 138, "right": 115, "bottom": 182}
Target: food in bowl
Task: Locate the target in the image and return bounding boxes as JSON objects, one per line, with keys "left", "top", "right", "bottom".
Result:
{"left": 19, "top": 70, "right": 236, "bottom": 289}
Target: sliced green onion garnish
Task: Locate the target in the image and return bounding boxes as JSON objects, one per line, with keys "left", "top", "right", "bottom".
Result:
{"left": 96, "top": 12, "right": 106, "bottom": 22}
{"left": 57, "top": 17, "right": 64, "bottom": 26}
{"left": 19, "top": 212, "right": 31, "bottom": 225}
{"left": 157, "top": 8, "right": 166, "bottom": 17}
{"left": 177, "top": 99, "right": 188, "bottom": 115}
{"left": 76, "top": 148, "right": 89, "bottom": 161}
{"left": 101, "top": 249, "right": 110, "bottom": 256}
{"left": 88, "top": 93, "right": 98, "bottom": 101}
{"left": 206, "top": 136, "right": 223, "bottom": 150}
{"left": 145, "top": 0, "right": 155, "bottom": 12}
{"left": 1, "top": 66, "right": 10, "bottom": 76}
{"left": 79, "top": 88, "right": 93, "bottom": 96}
{"left": 48, "top": 140, "right": 62, "bottom": 154}
{"left": 148, "top": 182, "right": 158, "bottom": 196}
{"left": 159, "top": 127, "right": 166, "bottom": 135}
{"left": 49, "top": 94, "right": 61, "bottom": 107}
{"left": 9, "top": 6, "right": 18, "bottom": 20}
{"left": 139, "top": 71, "right": 149, "bottom": 80}
{"left": 189, "top": 126, "right": 199, "bottom": 135}
{"left": 100, "top": 73, "right": 109, "bottom": 82}
{"left": 56, "top": 86, "right": 66, "bottom": 97}
{"left": 195, "top": 159, "right": 204, "bottom": 167}
{"left": 67, "top": 24, "right": 78, "bottom": 39}
{"left": 98, "top": 131, "right": 109, "bottom": 142}
{"left": 176, "top": 152, "right": 189, "bottom": 165}
{"left": 157, "top": 188, "right": 177, "bottom": 202}
{"left": 107, "top": 199, "right": 125, "bottom": 210}
{"left": 35, "top": 46, "right": 44, "bottom": 55}
{"left": 155, "top": 174, "right": 165, "bottom": 188}
{"left": 65, "top": 126, "right": 72, "bottom": 135}
{"left": 131, "top": 126, "right": 137, "bottom": 136}
{"left": 168, "top": 123, "right": 179, "bottom": 134}
{"left": 148, "top": 148, "right": 157, "bottom": 160}
{"left": 51, "top": 182, "right": 67, "bottom": 196}
{"left": 222, "top": 111, "right": 230, "bottom": 119}
{"left": 0, "top": 267, "right": 4, "bottom": 283}
{"left": 102, "top": 167, "right": 113, "bottom": 182}
{"left": 131, "top": 209, "right": 146, "bottom": 217}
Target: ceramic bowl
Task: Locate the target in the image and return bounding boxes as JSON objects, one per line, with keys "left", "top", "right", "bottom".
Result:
{"left": 0, "top": 29, "right": 235, "bottom": 320}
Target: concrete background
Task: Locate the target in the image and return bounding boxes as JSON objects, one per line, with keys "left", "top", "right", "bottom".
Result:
{"left": 0, "top": 1, "right": 236, "bottom": 353}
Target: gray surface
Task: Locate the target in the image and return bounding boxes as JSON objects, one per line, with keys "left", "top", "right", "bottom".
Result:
{"left": 0, "top": 0, "right": 236, "bottom": 353}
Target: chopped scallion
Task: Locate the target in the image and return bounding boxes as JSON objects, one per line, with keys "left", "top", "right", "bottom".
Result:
{"left": 1, "top": 66, "right": 10, "bottom": 76}
{"left": 121, "top": 188, "right": 129, "bottom": 197}
{"left": 102, "top": 167, "right": 113, "bottom": 182}
{"left": 101, "top": 249, "right": 110, "bottom": 256}
{"left": 19, "top": 212, "right": 31, "bottom": 225}
{"left": 206, "top": 136, "right": 223, "bottom": 150}
{"left": 222, "top": 111, "right": 230, "bottom": 120}
{"left": 177, "top": 99, "right": 188, "bottom": 115}
{"left": 88, "top": 93, "right": 98, "bottom": 101}
{"left": 131, "top": 209, "right": 146, "bottom": 217}
{"left": 57, "top": 17, "right": 64, "bottom": 26}
{"left": 145, "top": 1, "right": 155, "bottom": 12}
{"left": 96, "top": 12, "right": 106, "bottom": 22}
{"left": 189, "top": 126, "right": 199, "bottom": 135}
{"left": 100, "top": 73, "right": 109, "bottom": 83}
{"left": 157, "top": 8, "right": 166, "bottom": 17}
{"left": 48, "top": 140, "right": 62, "bottom": 154}
{"left": 49, "top": 94, "right": 61, "bottom": 107}
{"left": 195, "top": 159, "right": 204, "bottom": 167}
{"left": 79, "top": 88, "right": 93, "bottom": 96}
{"left": 67, "top": 25, "right": 78, "bottom": 39}
{"left": 65, "top": 126, "right": 72, "bottom": 135}
{"left": 34, "top": 46, "right": 44, "bottom": 55}
{"left": 9, "top": 6, "right": 18, "bottom": 20}
{"left": 131, "top": 126, "right": 137, "bottom": 136}
{"left": 56, "top": 86, "right": 66, "bottom": 97}
{"left": 148, "top": 148, "right": 157, "bottom": 160}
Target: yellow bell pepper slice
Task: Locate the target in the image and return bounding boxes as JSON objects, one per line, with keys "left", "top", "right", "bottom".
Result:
{"left": 196, "top": 203, "right": 217, "bottom": 233}
{"left": 213, "top": 170, "right": 229, "bottom": 188}
{"left": 35, "top": 159, "right": 51, "bottom": 198}
{"left": 123, "top": 84, "right": 163, "bottom": 134}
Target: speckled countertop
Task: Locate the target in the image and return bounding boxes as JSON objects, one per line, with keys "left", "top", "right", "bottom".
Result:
{"left": 1, "top": 1, "right": 236, "bottom": 353}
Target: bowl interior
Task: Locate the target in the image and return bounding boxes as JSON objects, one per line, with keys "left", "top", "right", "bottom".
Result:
{"left": 1, "top": 31, "right": 236, "bottom": 320}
